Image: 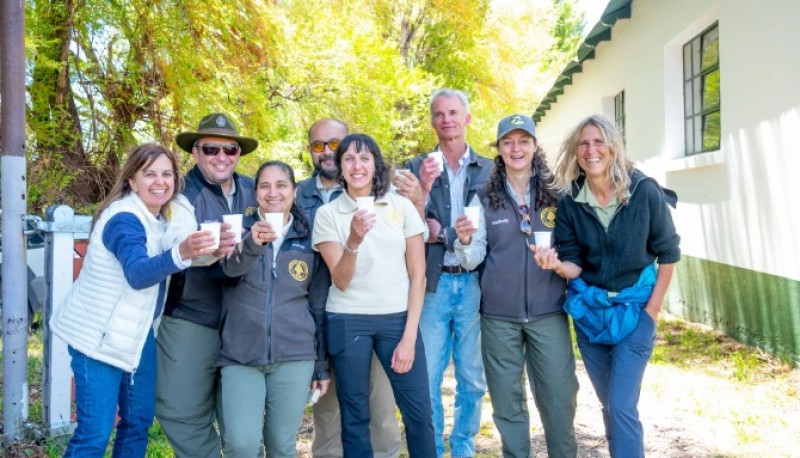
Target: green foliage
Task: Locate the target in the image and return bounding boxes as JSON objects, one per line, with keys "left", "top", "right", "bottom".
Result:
{"left": 21, "top": 0, "right": 584, "bottom": 212}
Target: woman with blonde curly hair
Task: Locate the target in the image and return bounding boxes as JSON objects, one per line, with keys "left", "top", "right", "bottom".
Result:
{"left": 534, "top": 115, "right": 681, "bottom": 457}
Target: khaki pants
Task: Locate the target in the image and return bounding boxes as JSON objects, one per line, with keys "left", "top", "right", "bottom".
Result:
{"left": 156, "top": 316, "right": 223, "bottom": 458}
{"left": 312, "top": 353, "right": 401, "bottom": 458}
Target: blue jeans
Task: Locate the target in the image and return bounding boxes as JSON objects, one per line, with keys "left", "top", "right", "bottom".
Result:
{"left": 65, "top": 329, "right": 156, "bottom": 458}
{"left": 327, "top": 311, "right": 436, "bottom": 458}
{"left": 419, "top": 272, "right": 486, "bottom": 457}
{"left": 576, "top": 311, "right": 656, "bottom": 458}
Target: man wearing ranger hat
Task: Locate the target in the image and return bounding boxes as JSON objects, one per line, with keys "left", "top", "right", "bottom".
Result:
{"left": 156, "top": 113, "right": 258, "bottom": 458}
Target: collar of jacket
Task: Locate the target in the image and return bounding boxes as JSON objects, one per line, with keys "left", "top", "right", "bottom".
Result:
{"left": 187, "top": 165, "right": 243, "bottom": 198}
{"left": 570, "top": 169, "right": 678, "bottom": 209}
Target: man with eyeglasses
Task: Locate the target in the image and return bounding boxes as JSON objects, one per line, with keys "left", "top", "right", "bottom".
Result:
{"left": 296, "top": 118, "right": 402, "bottom": 458}
{"left": 406, "top": 89, "right": 492, "bottom": 458}
{"left": 156, "top": 112, "right": 259, "bottom": 458}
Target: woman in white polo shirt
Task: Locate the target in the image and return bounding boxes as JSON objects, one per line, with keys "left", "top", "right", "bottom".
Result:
{"left": 312, "top": 133, "right": 435, "bottom": 457}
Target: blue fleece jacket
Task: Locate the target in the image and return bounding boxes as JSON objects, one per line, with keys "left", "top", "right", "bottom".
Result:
{"left": 564, "top": 264, "right": 656, "bottom": 344}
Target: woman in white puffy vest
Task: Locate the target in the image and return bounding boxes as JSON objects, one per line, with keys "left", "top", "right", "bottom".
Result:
{"left": 50, "top": 144, "right": 220, "bottom": 457}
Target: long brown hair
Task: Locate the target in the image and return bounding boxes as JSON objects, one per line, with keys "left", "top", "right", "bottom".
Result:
{"left": 93, "top": 143, "right": 182, "bottom": 227}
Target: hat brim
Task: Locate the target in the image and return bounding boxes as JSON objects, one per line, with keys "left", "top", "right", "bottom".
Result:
{"left": 175, "top": 131, "right": 259, "bottom": 156}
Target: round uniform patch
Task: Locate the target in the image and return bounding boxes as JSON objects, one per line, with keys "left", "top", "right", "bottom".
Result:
{"left": 244, "top": 206, "right": 258, "bottom": 217}
{"left": 540, "top": 206, "right": 557, "bottom": 228}
{"left": 216, "top": 115, "right": 227, "bottom": 127}
{"left": 288, "top": 260, "right": 309, "bottom": 282}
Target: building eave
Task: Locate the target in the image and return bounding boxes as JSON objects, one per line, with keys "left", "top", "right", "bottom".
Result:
{"left": 533, "top": 0, "right": 633, "bottom": 122}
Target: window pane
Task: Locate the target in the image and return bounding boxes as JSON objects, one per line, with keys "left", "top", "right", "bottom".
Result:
{"left": 703, "top": 111, "right": 721, "bottom": 150}
{"left": 684, "top": 82, "right": 693, "bottom": 115}
{"left": 702, "top": 69, "right": 721, "bottom": 109}
{"left": 694, "top": 115, "right": 703, "bottom": 153}
{"left": 692, "top": 37, "right": 701, "bottom": 76}
{"left": 683, "top": 44, "right": 692, "bottom": 80}
{"left": 701, "top": 26, "right": 719, "bottom": 70}
{"left": 693, "top": 78, "right": 702, "bottom": 113}
{"left": 685, "top": 119, "right": 694, "bottom": 154}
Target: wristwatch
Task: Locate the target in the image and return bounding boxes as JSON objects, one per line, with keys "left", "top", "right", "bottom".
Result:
{"left": 436, "top": 226, "right": 447, "bottom": 245}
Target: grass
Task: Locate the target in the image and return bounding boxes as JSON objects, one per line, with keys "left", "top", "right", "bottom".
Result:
{"left": 3, "top": 315, "right": 799, "bottom": 457}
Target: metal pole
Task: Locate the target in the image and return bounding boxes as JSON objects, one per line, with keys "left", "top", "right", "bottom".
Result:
{"left": 1, "top": 0, "right": 30, "bottom": 443}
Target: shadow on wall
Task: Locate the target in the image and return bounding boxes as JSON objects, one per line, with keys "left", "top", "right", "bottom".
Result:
{"left": 664, "top": 107, "right": 800, "bottom": 365}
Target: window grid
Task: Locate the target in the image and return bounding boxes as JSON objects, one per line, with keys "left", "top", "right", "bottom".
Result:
{"left": 614, "top": 90, "right": 626, "bottom": 146}
{"left": 683, "top": 22, "right": 720, "bottom": 155}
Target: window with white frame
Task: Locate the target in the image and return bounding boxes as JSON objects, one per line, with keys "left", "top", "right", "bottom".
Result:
{"left": 614, "top": 90, "right": 626, "bottom": 145}
{"left": 683, "top": 22, "right": 720, "bottom": 155}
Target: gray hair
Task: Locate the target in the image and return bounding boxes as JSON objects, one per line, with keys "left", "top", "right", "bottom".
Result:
{"left": 429, "top": 89, "right": 470, "bottom": 122}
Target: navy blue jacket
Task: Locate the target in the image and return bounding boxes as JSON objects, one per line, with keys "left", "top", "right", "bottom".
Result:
{"left": 164, "top": 166, "right": 257, "bottom": 328}
{"left": 295, "top": 173, "right": 343, "bottom": 228}
{"left": 555, "top": 169, "right": 681, "bottom": 292}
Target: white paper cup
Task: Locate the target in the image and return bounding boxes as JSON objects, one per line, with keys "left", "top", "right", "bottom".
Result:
{"left": 534, "top": 231, "right": 552, "bottom": 248}
{"left": 394, "top": 168, "right": 410, "bottom": 178}
{"left": 356, "top": 196, "right": 375, "bottom": 213}
{"left": 200, "top": 221, "right": 221, "bottom": 250}
{"left": 427, "top": 151, "right": 444, "bottom": 172}
{"left": 264, "top": 213, "right": 285, "bottom": 237}
{"left": 222, "top": 214, "right": 243, "bottom": 243}
{"left": 464, "top": 206, "right": 480, "bottom": 228}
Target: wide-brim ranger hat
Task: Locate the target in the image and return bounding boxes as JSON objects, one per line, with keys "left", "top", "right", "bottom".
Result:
{"left": 496, "top": 114, "right": 536, "bottom": 141}
{"left": 175, "top": 113, "right": 259, "bottom": 155}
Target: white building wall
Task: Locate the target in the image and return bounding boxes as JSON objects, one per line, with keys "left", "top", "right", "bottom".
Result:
{"left": 536, "top": 0, "right": 800, "bottom": 281}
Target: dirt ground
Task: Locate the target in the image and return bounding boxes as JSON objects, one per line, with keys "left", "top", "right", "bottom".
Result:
{"left": 3, "top": 316, "right": 799, "bottom": 457}
{"left": 294, "top": 317, "right": 800, "bottom": 457}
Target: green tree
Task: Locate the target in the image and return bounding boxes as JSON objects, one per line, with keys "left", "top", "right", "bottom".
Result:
{"left": 21, "top": 0, "right": 583, "bottom": 213}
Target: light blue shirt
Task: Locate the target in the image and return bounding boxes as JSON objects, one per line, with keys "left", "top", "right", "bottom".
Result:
{"left": 442, "top": 146, "right": 471, "bottom": 267}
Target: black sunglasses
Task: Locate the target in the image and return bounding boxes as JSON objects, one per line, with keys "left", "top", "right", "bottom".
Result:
{"left": 198, "top": 143, "right": 241, "bottom": 157}
{"left": 518, "top": 204, "right": 532, "bottom": 235}
{"left": 310, "top": 139, "right": 341, "bottom": 153}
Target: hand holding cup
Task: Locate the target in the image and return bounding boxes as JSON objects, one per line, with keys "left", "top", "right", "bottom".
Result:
{"left": 454, "top": 215, "right": 476, "bottom": 245}
{"left": 250, "top": 220, "right": 278, "bottom": 246}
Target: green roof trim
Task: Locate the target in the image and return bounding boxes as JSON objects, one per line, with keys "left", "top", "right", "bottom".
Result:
{"left": 533, "top": 0, "right": 633, "bottom": 120}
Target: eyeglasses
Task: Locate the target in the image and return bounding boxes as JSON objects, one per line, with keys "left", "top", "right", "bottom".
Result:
{"left": 198, "top": 143, "right": 241, "bottom": 157}
{"left": 310, "top": 139, "right": 341, "bottom": 153}
{"left": 517, "top": 204, "right": 532, "bottom": 235}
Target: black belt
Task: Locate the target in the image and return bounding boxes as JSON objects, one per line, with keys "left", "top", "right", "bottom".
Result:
{"left": 441, "top": 265, "right": 467, "bottom": 275}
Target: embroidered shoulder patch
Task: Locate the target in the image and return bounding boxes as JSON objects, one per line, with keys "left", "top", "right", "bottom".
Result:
{"left": 244, "top": 207, "right": 258, "bottom": 217}
{"left": 540, "top": 207, "right": 557, "bottom": 228}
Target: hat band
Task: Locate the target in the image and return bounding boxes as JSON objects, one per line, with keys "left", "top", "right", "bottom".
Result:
{"left": 195, "top": 127, "right": 241, "bottom": 139}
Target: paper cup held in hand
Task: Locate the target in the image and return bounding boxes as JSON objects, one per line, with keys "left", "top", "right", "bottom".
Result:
{"left": 427, "top": 151, "right": 444, "bottom": 172}
{"left": 534, "top": 231, "right": 552, "bottom": 248}
{"left": 394, "top": 168, "right": 410, "bottom": 178}
{"left": 222, "top": 214, "right": 243, "bottom": 243}
{"left": 463, "top": 206, "right": 480, "bottom": 228}
{"left": 264, "top": 213, "right": 284, "bottom": 237}
{"left": 200, "top": 221, "right": 221, "bottom": 250}
{"left": 356, "top": 196, "right": 375, "bottom": 213}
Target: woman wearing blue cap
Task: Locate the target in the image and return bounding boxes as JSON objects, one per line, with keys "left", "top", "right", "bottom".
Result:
{"left": 454, "top": 114, "right": 578, "bottom": 457}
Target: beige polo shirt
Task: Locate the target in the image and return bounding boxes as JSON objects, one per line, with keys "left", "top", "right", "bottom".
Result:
{"left": 312, "top": 191, "right": 426, "bottom": 314}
